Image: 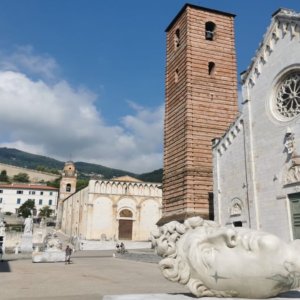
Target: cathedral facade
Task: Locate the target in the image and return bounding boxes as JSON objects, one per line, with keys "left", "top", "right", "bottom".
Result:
{"left": 213, "top": 8, "right": 300, "bottom": 241}
{"left": 60, "top": 175, "right": 162, "bottom": 241}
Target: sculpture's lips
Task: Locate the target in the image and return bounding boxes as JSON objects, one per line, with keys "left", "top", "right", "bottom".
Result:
{"left": 238, "top": 231, "right": 260, "bottom": 252}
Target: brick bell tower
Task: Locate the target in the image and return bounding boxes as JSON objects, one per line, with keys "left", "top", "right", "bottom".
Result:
{"left": 160, "top": 4, "right": 238, "bottom": 224}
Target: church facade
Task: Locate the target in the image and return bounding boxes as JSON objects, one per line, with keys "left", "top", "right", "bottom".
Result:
{"left": 213, "top": 9, "right": 300, "bottom": 241}
{"left": 60, "top": 175, "right": 162, "bottom": 241}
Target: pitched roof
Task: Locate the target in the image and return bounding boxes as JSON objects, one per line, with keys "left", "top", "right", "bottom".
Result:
{"left": 241, "top": 8, "right": 300, "bottom": 86}
{"left": 0, "top": 183, "right": 58, "bottom": 191}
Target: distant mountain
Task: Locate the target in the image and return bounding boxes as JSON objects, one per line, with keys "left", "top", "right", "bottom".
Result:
{"left": 0, "top": 148, "right": 162, "bottom": 183}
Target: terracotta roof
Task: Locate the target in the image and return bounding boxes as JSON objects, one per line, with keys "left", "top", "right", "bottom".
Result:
{"left": 0, "top": 183, "right": 58, "bottom": 191}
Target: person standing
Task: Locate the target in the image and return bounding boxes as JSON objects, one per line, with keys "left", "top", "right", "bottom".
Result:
{"left": 65, "top": 245, "right": 72, "bottom": 264}
{"left": 0, "top": 245, "right": 3, "bottom": 262}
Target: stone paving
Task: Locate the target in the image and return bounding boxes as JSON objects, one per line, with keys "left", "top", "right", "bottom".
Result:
{"left": 0, "top": 249, "right": 190, "bottom": 300}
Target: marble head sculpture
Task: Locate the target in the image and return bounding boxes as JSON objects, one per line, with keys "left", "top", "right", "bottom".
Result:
{"left": 151, "top": 217, "right": 300, "bottom": 298}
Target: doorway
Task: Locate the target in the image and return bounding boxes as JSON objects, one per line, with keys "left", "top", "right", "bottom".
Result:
{"left": 118, "top": 219, "right": 133, "bottom": 240}
{"left": 289, "top": 193, "right": 300, "bottom": 239}
{"left": 118, "top": 209, "right": 133, "bottom": 240}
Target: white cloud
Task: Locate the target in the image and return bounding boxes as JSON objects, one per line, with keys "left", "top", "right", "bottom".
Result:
{"left": 0, "top": 45, "right": 59, "bottom": 80}
{"left": 0, "top": 49, "right": 164, "bottom": 173}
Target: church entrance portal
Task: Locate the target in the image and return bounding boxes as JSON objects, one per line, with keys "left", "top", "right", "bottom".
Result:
{"left": 289, "top": 193, "right": 300, "bottom": 239}
{"left": 118, "top": 219, "right": 133, "bottom": 240}
{"left": 118, "top": 209, "right": 133, "bottom": 240}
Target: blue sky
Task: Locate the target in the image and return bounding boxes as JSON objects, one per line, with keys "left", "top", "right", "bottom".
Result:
{"left": 0, "top": 0, "right": 299, "bottom": 173}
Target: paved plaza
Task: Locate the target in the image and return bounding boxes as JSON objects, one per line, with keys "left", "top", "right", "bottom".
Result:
{"left": 0, "top": 250, "right": 190, "bottom": 300}
{"left": 2, "top": 249, "right": 300, "bottom": 300}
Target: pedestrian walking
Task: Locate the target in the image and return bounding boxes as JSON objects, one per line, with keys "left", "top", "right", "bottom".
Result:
{"left": 65, "top": 245, "right": 72, "bottom": 264}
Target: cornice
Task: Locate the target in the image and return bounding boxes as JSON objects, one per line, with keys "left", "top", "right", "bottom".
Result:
{"left": 241, "top": 8, "right": 300, "bottom": 89}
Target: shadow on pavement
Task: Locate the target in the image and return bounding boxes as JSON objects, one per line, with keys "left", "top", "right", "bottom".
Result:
{"left": 170, "top": 293, "right": 196, "bottom": 298}
{"left": 278, "top": 291, "right": 300, "bottom": 298}
{"left": 0, "top": 260, "right": 11, "bottom": 272}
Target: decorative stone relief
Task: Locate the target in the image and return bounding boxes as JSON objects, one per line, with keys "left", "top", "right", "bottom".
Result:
{"left": 0, "top": 218, "right": 5, "bottom": 236}
{"left": 284, "top": 129, "right": 295, "bottom": 155}
{"left": 230, "top": 202, "right": 242, "bottom": 216}
{"left": 283, "top": 130, "right": 300, "bottom": 184}
{"left": 284, "top": 154, "right": 300, "bottom": 184}
{"left": 152, "top": 217, "right": 300, "bottom": 298}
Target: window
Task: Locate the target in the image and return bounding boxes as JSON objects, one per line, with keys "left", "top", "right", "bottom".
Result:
{"left": 0, "top": 190, "right": 3, "bottom": 193}
{"left": 49, "top": 200, "right": 52, "bottom": 205}
{"left": 17, "top": 190, "right": 23, "bottom": 194}
{"left": 233, "top": 221, "right": 243, "bottom": 227}
{"left": 175, "top": 68, "right": 179, "bottom": 83}
{"left": 39, "top": 199, "right": 43, "bottom": 205}
{"left": 66, "top": 184, "right": 71, "bottom": 192}
{"left": 174, "top": 28, "right": 180, "bottom": 48}
{"left": 29, "top": 191, "right": 36, "bottom": 195}
{"left": 205, "top": 21, "right": 216, "bottom": 41}
{"left": 49, "top": 192, "right": 53, "bottom": 196}
{"left": 40, "top": 191, "right": 43, "bottom": 195}
{"left": 17, "top": 198, "right": 21, "bottom": 204}
{"left": 275, "top": 72, "right": 300, "bottom": 119}
{"left": 208, "top": 62, "right": 215, "bottom": 76}
{"left": 0, "top": 198, "right": 2, "bottom": 203}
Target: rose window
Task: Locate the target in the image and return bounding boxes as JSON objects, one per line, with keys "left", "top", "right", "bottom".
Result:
{"left": 276, "top": 73, "right": 300, "bottom": 119}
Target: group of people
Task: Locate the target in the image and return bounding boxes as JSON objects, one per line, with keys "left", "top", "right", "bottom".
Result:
{"left": 116, "top": 242, "right": 126, "bottom": 254}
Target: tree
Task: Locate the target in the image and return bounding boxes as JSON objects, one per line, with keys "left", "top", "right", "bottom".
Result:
{"left": 39, "top": 206, "right": 53, "bottom": 218}
{"left": 13, "top": 172, "right": 30, "bottom": 183}
{"left": 47, "top": 177, "right": 61, "bottom": 189}
{"left": 0, "top": 170, "right": 9, "bottom": 182}
{"left": 18, "top": 199, "right": 35, "bottom": 218}
{"left": 76, "top": 179, "right": 89, "bottom": 191}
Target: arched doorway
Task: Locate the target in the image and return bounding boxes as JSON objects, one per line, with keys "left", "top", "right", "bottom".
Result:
{"left": 118, "top": 209, "right": 133, "bottom": 240}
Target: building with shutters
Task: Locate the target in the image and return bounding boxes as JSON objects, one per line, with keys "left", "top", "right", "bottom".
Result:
{"left": 0, "top": 183, "right": 58, "bottom": 215}
{"left": 60, "top": 175, "right": 162, "bottom": 241}
{"left": 213, "top": 8, "right": 300, "bottom": 241}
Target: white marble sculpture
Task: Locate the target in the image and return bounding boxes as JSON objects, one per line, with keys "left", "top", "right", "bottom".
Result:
{"left": 24, "top": 216, "right": 33, "bottom": 233}
{"left": 151, "top": 217, "right": 300, "bottom": 298}
{"left": 0, "top": 218, "right": 5, "bottom": 236}
{"left": 32, "top": 232, "right": 64, "bottom": 263}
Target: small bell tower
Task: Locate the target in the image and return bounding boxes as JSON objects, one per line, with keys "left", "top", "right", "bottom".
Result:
{"left": 56, "top": 161, "right": 77, "bottom": 229}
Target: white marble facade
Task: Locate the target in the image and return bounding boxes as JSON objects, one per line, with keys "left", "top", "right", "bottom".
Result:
{"left": 213, "top": 9, "right": 300, "bottom": 241}
{"left": 61, "top": 176, "right": 162, "bottom": 241}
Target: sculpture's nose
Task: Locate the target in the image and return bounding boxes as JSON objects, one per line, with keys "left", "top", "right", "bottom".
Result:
{"left": 224, "top": 228, "right": 237, "bottom": 248}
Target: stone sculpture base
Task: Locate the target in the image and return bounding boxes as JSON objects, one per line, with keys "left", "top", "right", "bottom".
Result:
{"left": 103, "top": 291, "right": 300, "bottom": 300}
{"left": 20, "top": 233, "right": 33, "bottom": 253}
{"left": 32, "top": 248, "right": 65, "bottom": 263}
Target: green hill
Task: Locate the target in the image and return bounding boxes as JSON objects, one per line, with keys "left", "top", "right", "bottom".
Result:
{"left": 0, "top": 147, "right": 162, "bottom": 183}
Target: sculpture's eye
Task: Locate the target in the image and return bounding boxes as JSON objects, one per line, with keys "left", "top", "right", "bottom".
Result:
{"left": 201, "top": 246, "right": 215, "bottom": 270}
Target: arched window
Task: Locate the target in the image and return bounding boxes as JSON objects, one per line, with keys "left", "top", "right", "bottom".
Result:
{"left": 66, "top": 183, "right": 71, "bottom": 192}
{"left": 174, "top": 28, "right": 180, "bottom": 48}
{"left": 205, "top": 21, "right": 216, "bottom": 41}
{"left": 208, "top": 62, "right": 215, "bottom": 75}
